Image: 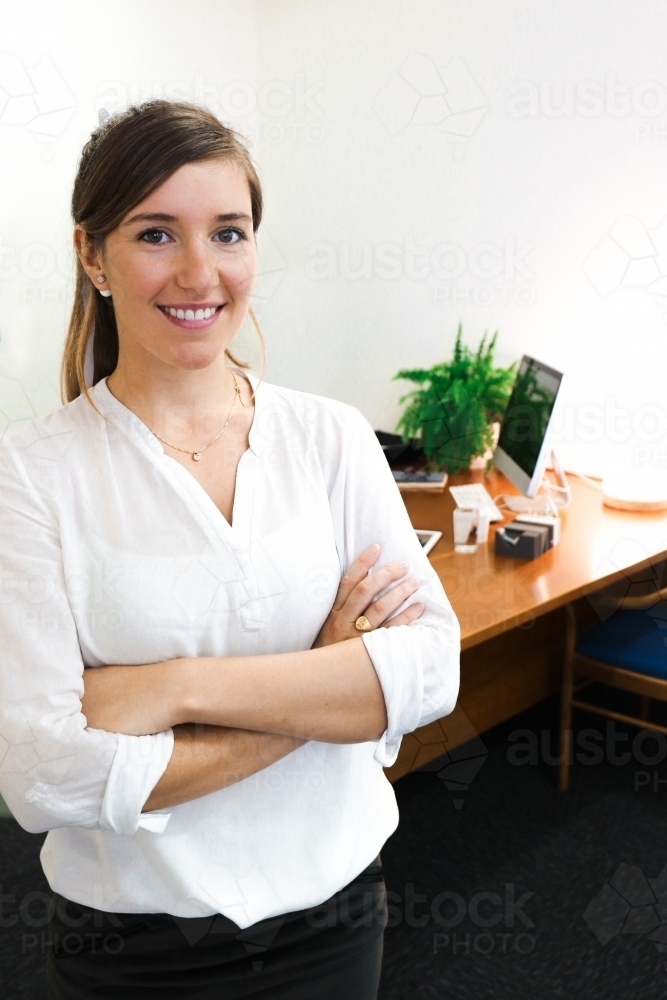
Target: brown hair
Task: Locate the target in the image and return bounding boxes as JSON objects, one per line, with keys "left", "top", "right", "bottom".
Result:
{"left": 61, "top": 100, "right": 265, "bottom": 403}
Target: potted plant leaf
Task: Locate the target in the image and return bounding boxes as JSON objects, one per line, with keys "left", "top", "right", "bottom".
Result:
{"left": 392, "top": 325, "right": 516, "bottom": 475}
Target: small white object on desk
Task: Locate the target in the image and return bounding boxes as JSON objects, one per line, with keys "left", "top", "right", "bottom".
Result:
{"left": 475, "top": 507, "right": 491, "bottom": 544}
{"left": 449, "top": 483, "right": 503, "bottom": 522}
{"left": 453, "top": 508, "right": 478, "bottom": 553}
{"left": 452, "top": 507, "right": 492, "bottom": 553}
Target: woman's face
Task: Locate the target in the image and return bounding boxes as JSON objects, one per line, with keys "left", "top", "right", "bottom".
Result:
{"left": 79, "top": 158, "right": 256, "bottom": 373}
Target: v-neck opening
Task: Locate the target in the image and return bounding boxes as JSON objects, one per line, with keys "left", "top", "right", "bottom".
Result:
{"left": 191, "top": 366, "right": 260, "bottom": 536}
{"left": 163, "top": 443, "right": 254, "bottom": 535}
{"left": 93, "top": 367, "right": 263, "bottom": 546}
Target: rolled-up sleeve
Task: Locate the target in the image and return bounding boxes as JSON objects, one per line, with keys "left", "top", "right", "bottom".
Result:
{"left": 0, "top": 440, "right": 174, "bottom": 835}
{"left": 325, "top": 405, "right": 460, "bottom": 766}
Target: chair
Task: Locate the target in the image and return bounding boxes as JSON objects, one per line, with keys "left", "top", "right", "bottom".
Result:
{"left": 558, "top": 567, "right": 667, "bottom": 791}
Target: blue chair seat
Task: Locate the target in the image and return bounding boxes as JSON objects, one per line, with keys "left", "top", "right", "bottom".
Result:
{"left": 576, "top": 609, "right": 667, "bottom": 680}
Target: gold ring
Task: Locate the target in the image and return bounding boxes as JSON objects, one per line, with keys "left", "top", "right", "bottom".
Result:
{"left": 355, "top": 616, "right": 373, "bottom": 632}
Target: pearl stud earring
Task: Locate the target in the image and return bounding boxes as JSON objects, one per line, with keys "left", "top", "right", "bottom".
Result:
{"left": 96, "top": 275, "right": 112, "bottom": 298}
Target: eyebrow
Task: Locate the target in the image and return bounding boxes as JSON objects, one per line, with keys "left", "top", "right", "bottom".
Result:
{"left": 122, "top": 211, "right": 252, "bottom": 227}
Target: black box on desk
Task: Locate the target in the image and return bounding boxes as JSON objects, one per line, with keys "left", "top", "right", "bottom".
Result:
{"left": 494, "top": 523, "right": 550, "bottom": 560}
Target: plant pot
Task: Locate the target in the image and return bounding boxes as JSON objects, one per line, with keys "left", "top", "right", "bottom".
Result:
{"left": 468, "top": 421, "right": 500, "bottom": 471}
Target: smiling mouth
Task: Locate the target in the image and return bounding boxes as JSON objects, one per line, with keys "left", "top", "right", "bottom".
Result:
{"left": 157, "top": 304, "right": 224, "bottom": 321}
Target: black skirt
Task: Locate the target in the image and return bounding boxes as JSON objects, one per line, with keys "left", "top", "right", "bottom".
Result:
{"left": 46, "top": 858, "right": 387, "bottom": 999}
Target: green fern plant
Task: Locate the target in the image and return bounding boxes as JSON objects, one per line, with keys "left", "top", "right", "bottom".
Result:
{"left": 393, "top": 325, "right": 516, "bottom": 474}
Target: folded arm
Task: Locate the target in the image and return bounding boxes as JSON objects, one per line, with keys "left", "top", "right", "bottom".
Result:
{"left": 83, "top": 636, "right": 387, "bottom": 744}
{"left": 83, "top": 550, "right": 425, "bottom": 749}
{"left": 132, "top": 549, "right": 422, "bottom": 814}
{"left": 141, "top": 725, "right": 305, "bottom": 812}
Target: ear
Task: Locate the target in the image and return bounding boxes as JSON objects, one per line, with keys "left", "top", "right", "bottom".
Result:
{"left": 74, "top": 225, "right": 105, "bottom": 287}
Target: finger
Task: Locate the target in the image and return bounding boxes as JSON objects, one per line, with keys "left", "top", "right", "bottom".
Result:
{"left": 364, "top": 577, "right": 421, "bottom": 627}
{"left": 344, "top": 565, "right": 414, "bottom": 621}
{"left": 384, "top": 602, "right": 424, "bottom": 628}
{"left": 332, "top": 544, "right": 382, "bottom": 610}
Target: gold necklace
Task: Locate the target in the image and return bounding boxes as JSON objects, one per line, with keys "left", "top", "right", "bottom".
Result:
{"left": 151, "top": 371, "right": 246, "bottom": 461}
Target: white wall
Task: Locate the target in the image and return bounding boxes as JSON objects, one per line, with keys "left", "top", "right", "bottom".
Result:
{"left": 0, "top": 0, "right": 258, "bottom": 417}
{"left": 2, "top": 0, "right": 667, "bottom": 479}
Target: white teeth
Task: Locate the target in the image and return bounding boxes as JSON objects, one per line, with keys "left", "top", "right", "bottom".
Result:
{"left": 164, "top": 306, "right": 216, "bottom": 321}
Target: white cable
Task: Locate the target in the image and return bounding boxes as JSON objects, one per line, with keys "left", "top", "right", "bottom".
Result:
{"left": 567, "top": 470, "right": 604, "bottom": 491}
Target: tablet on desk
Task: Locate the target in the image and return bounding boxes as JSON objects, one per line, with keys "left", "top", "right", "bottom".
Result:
{"left": 415, "top": 529, "right": 443, "bottom": 556}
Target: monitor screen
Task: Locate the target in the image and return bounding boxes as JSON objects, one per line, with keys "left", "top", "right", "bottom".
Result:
{"left": 495, "top": 356, "right": 562, "bottom": 482}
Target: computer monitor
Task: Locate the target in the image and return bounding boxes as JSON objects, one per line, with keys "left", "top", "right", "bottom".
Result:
{"left": 493, "top": 356, "right": 564, "bottom": 498}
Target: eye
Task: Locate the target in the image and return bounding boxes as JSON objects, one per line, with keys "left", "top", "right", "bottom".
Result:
{"left": 139, "top": 229, "right": 170, "bottom": 244}
{"left": 215, "top": 227, "right": 246, "bottom": 245}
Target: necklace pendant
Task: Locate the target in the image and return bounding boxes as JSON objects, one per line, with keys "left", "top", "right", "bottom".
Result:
{"left": 192, "top": 452, "right": 201, "bottom": 461}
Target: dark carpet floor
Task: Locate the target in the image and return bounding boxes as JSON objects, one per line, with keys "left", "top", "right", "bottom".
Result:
{"left": 378, "top": 691, "right": 667, "bottom": 1000}
{"left": 2, "top": 690, "right": 666, "bottom": 999}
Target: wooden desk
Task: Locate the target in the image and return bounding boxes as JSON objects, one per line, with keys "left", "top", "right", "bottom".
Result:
{"left": 387, "top": 468, "right": 667, "bottom": 781}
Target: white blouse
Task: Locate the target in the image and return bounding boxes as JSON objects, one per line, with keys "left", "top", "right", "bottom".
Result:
{"left": 0, "top": 369, "right": 459, "bottom": 928}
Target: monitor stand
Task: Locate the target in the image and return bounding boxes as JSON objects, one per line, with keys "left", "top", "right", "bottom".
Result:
{"left": 503, "top": 450, "right": 571, "bottom": 514}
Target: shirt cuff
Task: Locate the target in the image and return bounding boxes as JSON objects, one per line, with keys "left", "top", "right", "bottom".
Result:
{"left": 99, "top": 729, "right": 175, "bottom": 835}
{"left": 361, "top": 626, "right": 424, "bottom": 767}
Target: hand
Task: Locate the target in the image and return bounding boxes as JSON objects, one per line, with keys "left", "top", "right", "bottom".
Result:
{"left": 312, "top": 544, "right": 424, "bottom": 649}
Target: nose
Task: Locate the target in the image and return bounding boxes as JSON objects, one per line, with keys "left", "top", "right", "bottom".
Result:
{"left": 175, "top": 235, "right": 220, "bottom": 294}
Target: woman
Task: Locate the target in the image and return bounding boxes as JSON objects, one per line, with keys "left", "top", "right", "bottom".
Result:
{"left": 0, "top": 100, "right": 460, "bottom": 998}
